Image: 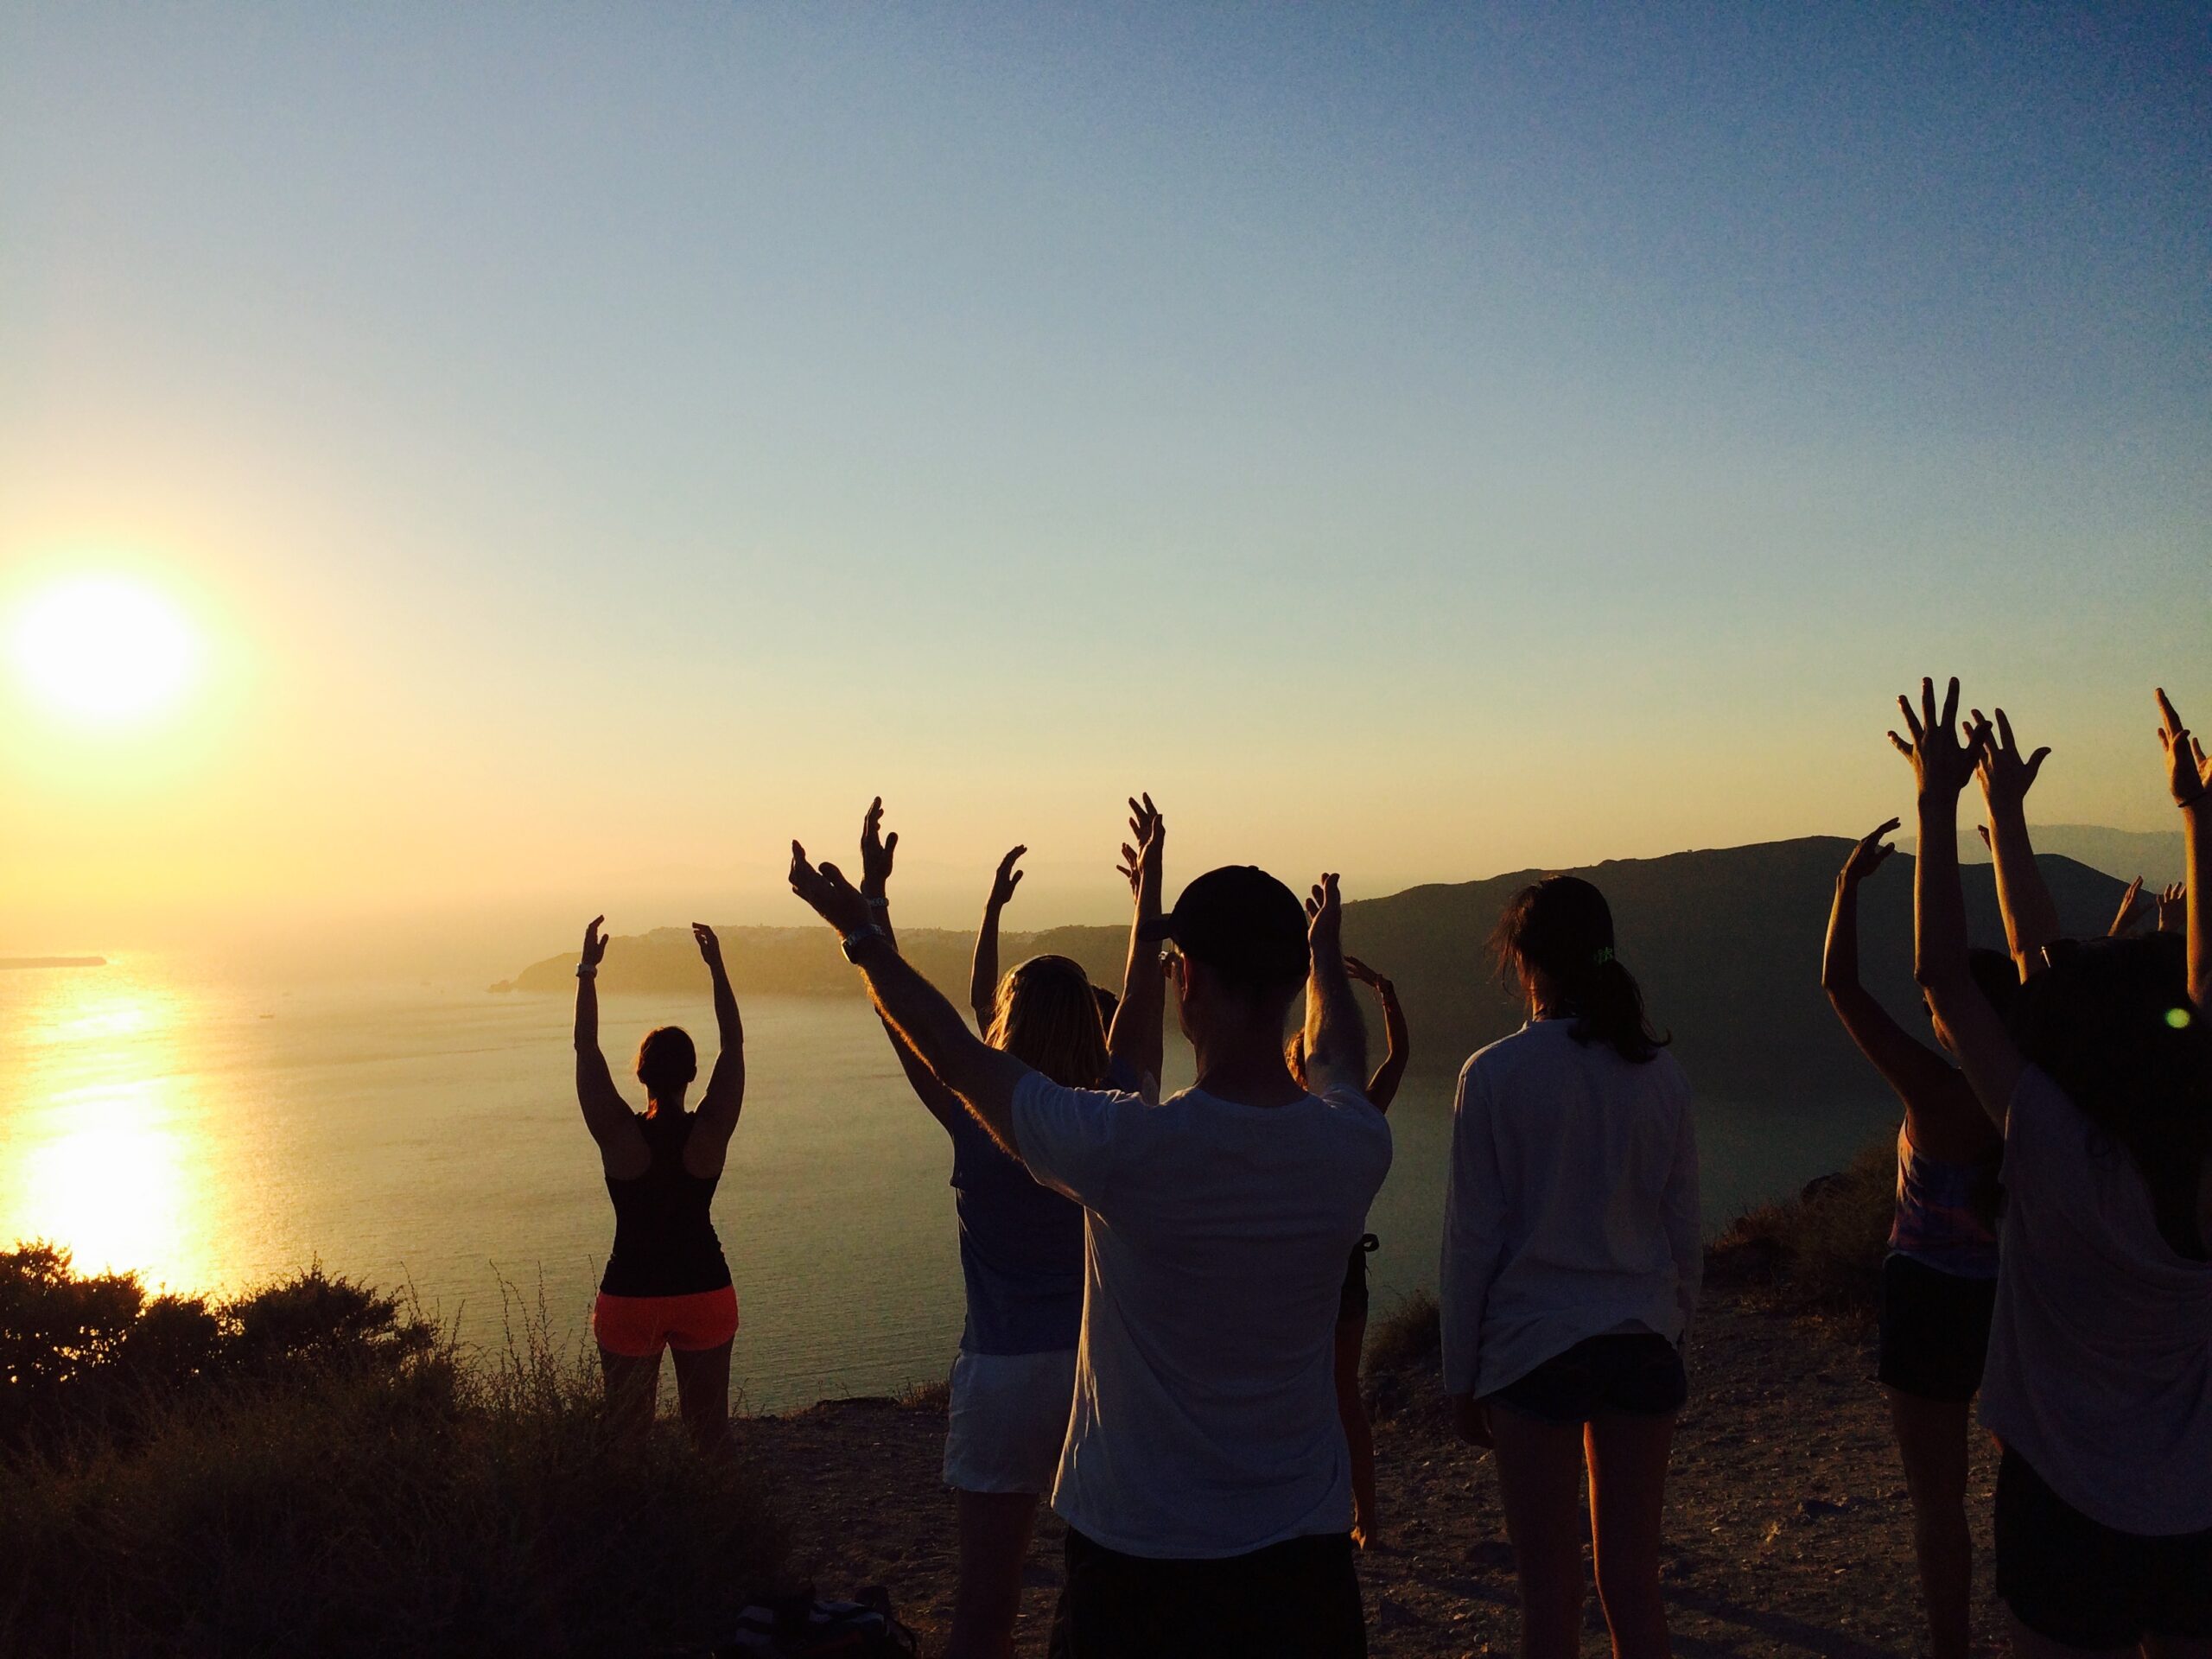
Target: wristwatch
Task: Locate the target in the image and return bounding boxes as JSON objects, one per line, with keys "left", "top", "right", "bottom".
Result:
{"left": 841, "top": 924, "right": 888, "bottom": 963}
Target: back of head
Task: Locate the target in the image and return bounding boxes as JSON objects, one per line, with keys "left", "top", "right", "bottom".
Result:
{"left": 1142, "top": 865, "right": 1310, "bottom": 1026}
{"left": 1967, "top": 946, "right": 2022, "bottom": 1026}
{"left": 2014, "top": 933, "right": 2211, "bottom": 1257}
{"left": 635, "top": 1026, "right": 697, "bottom": 1103}
{"left": 1491, "top": 875, "right": 1669, "bottom": 1065}
{"left": 990, "top": 955, "right": 1110, "bottom": 1089}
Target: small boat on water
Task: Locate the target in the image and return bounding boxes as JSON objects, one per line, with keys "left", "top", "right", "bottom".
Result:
{"left": 0, "top": 957, "right": 108, "bottom": 970}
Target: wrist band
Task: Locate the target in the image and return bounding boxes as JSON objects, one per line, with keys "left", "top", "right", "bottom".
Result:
{"left": 865, "top": 895, "right": 890, "bottom": 910}
{"left": 576, "top": 964, "right": 597, "bottom": 979}
{"left": 2182, "top": 791, "right": 2209, "bottom": 811}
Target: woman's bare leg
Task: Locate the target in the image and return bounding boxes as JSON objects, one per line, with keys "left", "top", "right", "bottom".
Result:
{"left": 1885, "top": 1388, "right": 1974, "bottom": 1659}
{"left": 1335, "top": 1316, "right": 1378, "bottom": 1547}
{"left": 1586, "top": 1408, "right": 1676, "bottom": 1659}
{"left": 1489, "top": 1401, "right": 1592, "bottom": 1659}
{"left": 948, "top": 1489, "right": 1039, "bottom": 1659}
{"left": 671, "top": 1338, "right": 734, "bottom": 1456}
{"left": 598, "top": 1345, "right": 661, "bottom": 1446}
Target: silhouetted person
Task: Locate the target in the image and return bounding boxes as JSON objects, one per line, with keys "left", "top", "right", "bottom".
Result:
{"left": 1822, "top": 820, "right": 2011, "bottom": 1659}
{"left": 1441, "top": 876, "right": 1699, "bottom": 1659}
{"left": 853, "top": 797, "right": 1160, "bottom": 1659}
{"left": 573, "top": 916, "right": 745, "bottom": 1453}
{"left": 1897, "top": 677, "right": 2212, "bottom": 1657}
{"left": 1288, "top": 954, "right": 1408, "bottom": 1549}
{"left": 789, "top": 830, "right": 1389, "bottom": 1659}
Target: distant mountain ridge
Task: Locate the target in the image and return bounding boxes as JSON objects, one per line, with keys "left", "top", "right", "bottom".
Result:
{"left": 499, "top": 836, "right": 2133, "bottom": 1103}
{"left": 1904, "top": 822, "right": 2184, "bottom": 887}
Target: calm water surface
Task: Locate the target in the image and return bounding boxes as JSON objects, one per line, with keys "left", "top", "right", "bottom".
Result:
{"left": 0, "top": 958, "right": 1895, "bottom": 1410}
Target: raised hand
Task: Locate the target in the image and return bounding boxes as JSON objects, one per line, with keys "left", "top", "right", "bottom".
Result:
{"left": 2107, "top": 878, "right": 2149, "bottom": 938}
{"left": 1115, "top": 793, "right": 1163, "bottom": 898}
{"left": 2158, "top": 882, "right": 2187, "bottom": 935}
{"left": 1306, "top": 873, "right": 1344, "bottom": 956}
{"left": 1840, "top": 818, "right": 1901, "bottom": 887}
{"left": 860, "top": 797, "right": 899, "bottom": 900}
{"left": 2157, "top": 689, "right": 2211, "bottom": 807}
{"left": 789, "top": 842, "right": 874, "bottom": 938}
{"left": 1972, "top": 707, "right": 2050, "bottom": 813}
{"left": 1343, "top": 955, "right": 1393, "bottom": 995}
{"left": 987, "top": 846, "right": 1027, "bottom": 912}
{"left": 692, "top": 922, "right": 724, "bottom": 969}
{"left": 1888, "top": 677, "right": 1983, "bottom": 800}
{"left": 582, "top": 916, "right": 609, "bottom": 970}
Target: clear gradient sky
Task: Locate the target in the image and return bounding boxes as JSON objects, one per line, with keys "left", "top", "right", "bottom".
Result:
{"left": 3, "top": 4, "right": 2207, "bottom": 965}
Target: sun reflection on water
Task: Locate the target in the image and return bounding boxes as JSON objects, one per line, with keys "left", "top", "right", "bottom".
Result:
{"left": 2, "top": 965, "right": 232, "bottom": 1292}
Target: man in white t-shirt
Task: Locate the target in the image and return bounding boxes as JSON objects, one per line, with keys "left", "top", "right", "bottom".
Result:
{"left": 789, "top": 827, "right": 1391, "bottom": 1658}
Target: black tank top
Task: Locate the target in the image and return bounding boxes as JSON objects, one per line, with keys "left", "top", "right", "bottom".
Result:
{"left": 600, "top": 1111, "right": 732, "bottom": 1298}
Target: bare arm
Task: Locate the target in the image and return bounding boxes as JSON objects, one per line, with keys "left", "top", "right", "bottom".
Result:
{"left": 573, "top": 917, "right": 647, "bottom": 1177}
{"left": 1300, "top": 874, "right": 1370, "bottom": 1096}
{"left": 794, "top": 842, "right": 1031, "bottom": 1154}
{"left": 969, "top": 846, "right": 1024, "bottom": 1031}
{"left": 1893, "top": 678, "right": 2025, "bottom": 1126}
{"left": 858, "top": 798, "right": 962, "bottom": 1134}
{"left": 2158, "top": 689, "right": 2212, "bottom": 1011}
{"left": 1820, "top": 820, "right": 1961, "bottom": 1109}
{"left": 682, "top": 925, "right": 747, "bottom": 1178}
{"left": 1973, "top": 706, "right": 2062, "bottom": 977}
{"left": 1344, "top": 957, "right": 1409, "bottom": 1111}
{"left": 1107, "top": 795, "right": 1166, "bottom": 1095}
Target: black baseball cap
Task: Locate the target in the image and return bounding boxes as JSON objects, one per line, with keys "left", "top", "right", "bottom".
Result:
{"left": 1138, "top": 865, "right": 1309, "bottom": 998}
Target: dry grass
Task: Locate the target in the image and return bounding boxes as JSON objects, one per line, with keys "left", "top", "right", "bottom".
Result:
{"left": 0, "top": 1248, "right": 785, "bottom": 1659}
{"left": 1707, "top": 1134, "right": 1895, "bottom": 1318}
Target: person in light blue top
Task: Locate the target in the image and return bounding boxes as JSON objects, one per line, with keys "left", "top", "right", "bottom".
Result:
{"left": 854, "top": 795, "right": 1164, "bottom": 1659}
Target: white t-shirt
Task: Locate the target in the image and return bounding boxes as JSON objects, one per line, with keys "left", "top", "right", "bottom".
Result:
{"left": 1979, "top": 1066, "right": 2212, "bottom": 1535}
{"left": 1440, "top": 1018, "right": 1700, "bottom": 1400}
{"left": 1011, "top": 1071, "right": 1393, "bottom": 1560}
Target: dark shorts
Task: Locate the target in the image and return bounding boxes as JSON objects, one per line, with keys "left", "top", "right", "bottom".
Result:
{"left": 1047, "top": 1527, "right": 1364, "bottom": 1659}
{"left": 1995, "top": 1446, "right": 2212, "bottom": 1648}
{"left": 1877, "top": 1253, "right": 1996, "bottom": 1403}
{"left": 1484, "top": 1332, "right": 1688, "bottom": 1425}
{"left": 1337, "top": 1235, "right": 1378, "bottom": 1325}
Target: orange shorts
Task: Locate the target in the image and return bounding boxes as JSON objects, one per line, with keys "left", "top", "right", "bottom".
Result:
{"left": 591, "top": 1286, "right": 739, "bottom": 1358}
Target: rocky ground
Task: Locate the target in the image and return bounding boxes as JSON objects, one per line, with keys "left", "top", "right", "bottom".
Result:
{"left": 739, "top": 1280, "right": 2003, "bottom": 1658}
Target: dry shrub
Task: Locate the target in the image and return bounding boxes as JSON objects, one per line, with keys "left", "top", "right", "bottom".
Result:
{"left": 0, "top": 1253, "right": 785, "bottom": 1659}
{"left": 1707, "top": 1134, "right": 1895, "bottom": 1314}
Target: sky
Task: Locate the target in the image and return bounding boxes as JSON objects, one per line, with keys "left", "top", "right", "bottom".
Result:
{"left": 3, "top": 3, "right": 2207, "bottom": 971}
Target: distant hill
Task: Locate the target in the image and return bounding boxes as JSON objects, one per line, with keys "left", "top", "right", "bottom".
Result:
{"left": 1905, "top": 823, "right": 2184, "bottom": 888}
{"left": 499, "top": 838, "right": 2131, "bottom": 1103}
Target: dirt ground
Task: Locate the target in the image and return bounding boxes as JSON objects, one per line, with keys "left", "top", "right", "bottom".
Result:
{"left": 740, "top": 1284, "right": 2002, "bottom": 1658}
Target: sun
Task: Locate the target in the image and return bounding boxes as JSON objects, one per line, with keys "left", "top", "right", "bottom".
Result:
{"left": 10, "top": 575, "right": 202, "bottom": 728}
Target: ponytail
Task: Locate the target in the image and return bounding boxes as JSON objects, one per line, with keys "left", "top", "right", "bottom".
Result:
{"left": 1491, "top": 877, "right": 1670, "bottom": 1065}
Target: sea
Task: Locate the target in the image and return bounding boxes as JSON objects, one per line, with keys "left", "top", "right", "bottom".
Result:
{"left": 0, "top": 957, "right": 1898, "bottom": 1412}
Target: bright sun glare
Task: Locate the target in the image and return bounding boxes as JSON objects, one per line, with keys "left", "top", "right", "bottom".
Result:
{"left": 10, "top": 575, "right": 201, "bottom": 728}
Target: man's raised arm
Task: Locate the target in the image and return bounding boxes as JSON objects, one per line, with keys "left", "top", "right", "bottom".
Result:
{"left": 790, "top": 841, "right": 1031, "bottom": 1154}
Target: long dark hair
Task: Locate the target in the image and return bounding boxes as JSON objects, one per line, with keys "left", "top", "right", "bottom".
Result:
{"left": 1491, "top": 876, "right": 1669, "bottom": 1065}
{"left": 2014, "top": 933, "right": 2212, "bottom": 1259}
{"left": 988, "top": 956, "right": 1111, "bottom": 1089}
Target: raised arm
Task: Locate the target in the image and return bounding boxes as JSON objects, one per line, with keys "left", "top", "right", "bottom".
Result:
{"left": 1973, "top": 706, "right": 2062, "bottom": 976}
{"left": 1820, "top": 819, "right": 1961, "bottom": 1107}
{"left": 2157, "top": 689, "right": 2212, "bottom": 1011}
{"left": 793, "top": 842, "right": 1031, "bottom": 1154}
{"left": 1300, "top": 874, "right": 1370, "bottom": 1096}
{"left": 2107, "top": 877, "right": 2150, "bottom": 938}
{"left": 1107, "top": 794, "right": 1166, "bottom": 1096}
{"left": 1892, "top": 677, "right": 2024, "bottom": 1125}
{"left": 682, "top": 925, "right": 747, "bottom": 1178}
{"left": 969, "top": 846, "right": 1025, "bottom": 1031}
{"left": 1343, "top": 957, "right": 1409, "bottom": 1110}
{"left": 573, "top": 917, "right": 647, "bottom": 1177}
{"left": 858, "top": 798, "right": 963, "bottom": 1134}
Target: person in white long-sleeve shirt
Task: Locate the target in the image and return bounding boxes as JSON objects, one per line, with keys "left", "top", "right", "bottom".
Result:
{"left": 1441, "top": 875, "right": 1699, "bottom": 1659}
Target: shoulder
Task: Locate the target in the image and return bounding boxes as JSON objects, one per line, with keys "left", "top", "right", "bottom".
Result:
{"left": 2004, "top": 1065, "right": 2076, "bottom": 1149}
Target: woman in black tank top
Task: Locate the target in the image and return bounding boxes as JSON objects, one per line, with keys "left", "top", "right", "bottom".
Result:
{"left": 575, "top": 917, "right": 746, "bottom": 1452}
